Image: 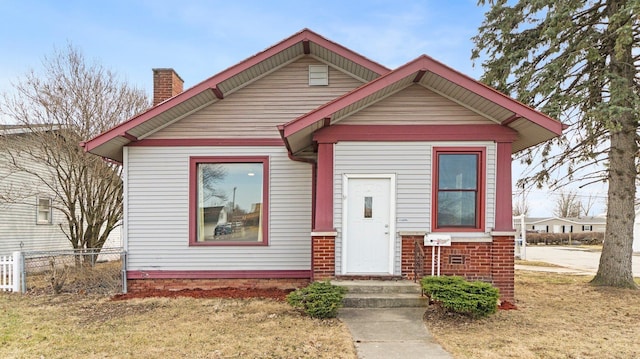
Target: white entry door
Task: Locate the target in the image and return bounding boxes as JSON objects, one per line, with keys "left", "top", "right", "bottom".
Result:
{"left": 343, "top": 175, "right": 395, "bottom": 274}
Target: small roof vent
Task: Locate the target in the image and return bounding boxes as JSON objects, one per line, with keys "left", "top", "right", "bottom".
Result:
{"left": 309, "top": 65, "right": 329, "bottom": 86}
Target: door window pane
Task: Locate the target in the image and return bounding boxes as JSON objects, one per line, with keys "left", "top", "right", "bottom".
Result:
{"left": 364, "top": 196, "right": 372, "bottom": 218}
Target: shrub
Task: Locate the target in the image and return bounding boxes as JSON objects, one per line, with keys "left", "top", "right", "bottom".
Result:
{"left": 421, "top": 276, "right": 499, "bottom": 317}
{"left": 286, "top": 281, "right": 347, "bottom": 319}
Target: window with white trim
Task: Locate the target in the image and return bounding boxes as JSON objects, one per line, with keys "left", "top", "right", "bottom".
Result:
{"left": 190, "top": 157, "right": 268, "bottom": 245}
{"left": 36, "top": 197, "right": 52, "bottom": 224}
{"left": 582, "top": 225, "right": 592, "bottom": 231}
{"left": 433, "top": 148, "right": 484, "bottom": 230}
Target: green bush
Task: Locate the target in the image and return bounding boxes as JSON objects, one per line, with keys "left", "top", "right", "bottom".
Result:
{"left": 421, "top": 276, "right": 499, "bottom": 317}
{"left": 286, "top": 281, "right": 347, "bottom": 319}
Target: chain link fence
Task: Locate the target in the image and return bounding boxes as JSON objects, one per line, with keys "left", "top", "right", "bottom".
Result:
{"left": 20, "top": 247, "right": 126, "bottom": 295}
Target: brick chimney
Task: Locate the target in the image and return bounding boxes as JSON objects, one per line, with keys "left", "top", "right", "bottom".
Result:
{"left": 152, "top": 68, "right": 184, "bottom": 106}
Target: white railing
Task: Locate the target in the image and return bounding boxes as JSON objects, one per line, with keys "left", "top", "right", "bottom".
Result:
{"left": 0, "top": 252, "right": 22, "bottom": 292}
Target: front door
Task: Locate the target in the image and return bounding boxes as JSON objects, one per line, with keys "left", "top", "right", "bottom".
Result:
{"left": 343, "top": 175, "right": 395, "bottom": 274}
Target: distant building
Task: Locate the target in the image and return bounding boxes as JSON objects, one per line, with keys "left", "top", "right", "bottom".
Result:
{"left": 514, "top": 216, "right": 606, "bottom": 234}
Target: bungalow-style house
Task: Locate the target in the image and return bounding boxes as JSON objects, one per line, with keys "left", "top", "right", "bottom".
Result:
{"left": 516, "top": 216, "right": 606, "bottom": 234}
{"left": 82, "top": 29, "right": 563, "bottom": 301}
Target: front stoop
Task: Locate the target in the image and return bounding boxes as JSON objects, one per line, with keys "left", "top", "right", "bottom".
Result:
{"left": 332, "top": 280, "right": 428, "bottom": 308}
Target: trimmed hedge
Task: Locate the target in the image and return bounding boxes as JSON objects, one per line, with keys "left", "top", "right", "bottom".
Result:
{"left": 421, "top": 276, "right": 499, "bottom": 317}
{"left": 526, "top": 232, "right": 604, "bottom": 245}
{"left": 286, "top": 281, "right": 347, "bottom": 319}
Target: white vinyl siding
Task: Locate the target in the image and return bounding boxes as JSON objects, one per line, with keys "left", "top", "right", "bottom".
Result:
{"left": 340, "top": 84, "right": 497, "bottom": 125}
{"left": 0, "top": 154, "right": 71, "bottom": 254}
{"left": 333, "top": 141, "right": 496, "bottom": 275}
{"left": 125, "top": 146, "right": 312, "bottom": 271}
{"left": 147, "top": 57, "right": 364, "bottom": 139}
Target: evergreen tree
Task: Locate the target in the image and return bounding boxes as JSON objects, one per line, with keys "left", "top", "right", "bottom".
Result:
{"left": 473, "top": 0, "right": 639, "bottom": 288}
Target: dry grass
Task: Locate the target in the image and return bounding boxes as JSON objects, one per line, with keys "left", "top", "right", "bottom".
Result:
{"left": 515, "top": 259, "right": 563, "bottom": 268}
{"left": 426, "top": 271, "right": 640, "bottom": 359}
{"left": 25, "top": 260, "right": 123, "bottom": 295}
{"left": 0, "top": 294, "right": 356, "bottom": 358}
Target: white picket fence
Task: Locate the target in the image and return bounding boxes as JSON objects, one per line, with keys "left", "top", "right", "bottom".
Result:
{"left": 0, "top": 252, "right": 22, "bottom": 292}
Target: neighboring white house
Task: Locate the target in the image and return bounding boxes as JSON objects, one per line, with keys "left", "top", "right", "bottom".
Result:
{"left": 0, "top": 125, "right": 71, "bottom": 254}
{"left": 515, "top": 216, "right": 606, "bottom": 234}
{"left": 0, "top": 125, "right": 121, "bottom": 254}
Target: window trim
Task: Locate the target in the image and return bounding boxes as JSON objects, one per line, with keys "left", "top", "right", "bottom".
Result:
{"left": 36, "top": 196, "right": 53, "bottom": 225}
{"left": 189, "top": 156, "right": 269, "bottom": 246}
{"left": 432, "top": 147, "right": 485, "bottom": 232}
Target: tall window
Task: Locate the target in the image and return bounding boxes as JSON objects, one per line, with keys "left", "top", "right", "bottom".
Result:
{"left": 434, "top": 148, "right": 484, "bottom": 230}
{"left": 36, "top": 197, "right": 52, "bottom": 224}
{"left": 190, "top": 157, "right": 268, "bottom": 245}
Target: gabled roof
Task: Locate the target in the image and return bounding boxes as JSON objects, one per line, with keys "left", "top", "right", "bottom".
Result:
{"left": 280, "top": 55, "right": 565, "bottom": 157}
{"left": 0, "top": 124, "right": 62, "bottom": 136}
{"left": 82, "top": 29, "right": 390, "bottom": 162}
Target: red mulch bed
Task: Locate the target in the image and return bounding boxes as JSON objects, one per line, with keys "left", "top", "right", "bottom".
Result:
{"left": 498, "top": 301, "right": 518, "bottom": 310}
{"left": 111, "top": 287, "right": 293, "bottom": 301}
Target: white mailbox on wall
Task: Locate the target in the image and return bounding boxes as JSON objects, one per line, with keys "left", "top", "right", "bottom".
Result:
{"left": 424, "top": 234, "right": 452, "bottom": 246}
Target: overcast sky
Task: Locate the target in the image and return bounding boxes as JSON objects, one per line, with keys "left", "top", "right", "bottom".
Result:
{"left": 0, "top": 0, "right": 608, "bottom": 216}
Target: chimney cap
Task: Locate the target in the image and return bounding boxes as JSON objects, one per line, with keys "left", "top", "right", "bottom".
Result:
{"left": 152, "top": 68, "right": 184, "bottom": 82}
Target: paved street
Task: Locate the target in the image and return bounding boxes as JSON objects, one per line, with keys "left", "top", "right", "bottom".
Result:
{"left": 521, "top": 245, "right": 640, "bottom": 277}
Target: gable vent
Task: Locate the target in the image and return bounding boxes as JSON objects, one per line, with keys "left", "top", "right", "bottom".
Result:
{"left": 309, "top": 65, "right": 329, "bottom": 86}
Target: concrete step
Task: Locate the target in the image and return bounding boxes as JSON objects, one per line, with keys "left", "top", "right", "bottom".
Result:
{"left": 342, "top": 293, "right": 428, "bottom": 308}
{"left": 332, "top": 280, "right": 427, "bottom": 308}
{"left": 332, "top": 280, "right": 423, "bottom": 294}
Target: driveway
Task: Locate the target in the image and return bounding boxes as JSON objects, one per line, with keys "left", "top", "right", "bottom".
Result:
{"left": 522, "top": 246, "right": 640, "bottom": 277}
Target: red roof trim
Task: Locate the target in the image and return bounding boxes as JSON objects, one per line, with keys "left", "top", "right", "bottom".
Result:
{"left": 313, "top": 124, "right": 518, "bottom": 143}
{"left": 129, "top": 138, "right": 284, "bottom": 147}
{"left": 83, "top": 29, "right": 390, "bottom": 155}
{"left": 417, "top": 55, "right": 563, "bottom": 134}
{"left": 283, "top": 56, "right": 426, "bottom": 137}
{"left": 282, "top": 55, "right": 563, "bottom": 139}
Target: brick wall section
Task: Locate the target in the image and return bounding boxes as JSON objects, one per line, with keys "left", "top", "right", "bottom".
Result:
{"left": 491, "top": 236, "right": 515, "bottom": 301}
{"left": 401, "top": 235, "right": 420, "bottom": 280}
{"left": 400, "top": 234, "right": 515, "bottom": 302}
{"left": 128, "top": 278, "right": 309, "bottom": 292}
{"left": 152, "top": 68, "right": 184, "bottom": 106}
{"left": 312, "top": 235, "right": 336, "bottom": 280}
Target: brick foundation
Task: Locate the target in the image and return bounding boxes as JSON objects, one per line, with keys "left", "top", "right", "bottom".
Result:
{"left": 312, "top": 235, "right": 336, "bottom": 280}
{"left": 401, "top": 235, "right": 515, "bottom": 302}
{"left": 127, "top": 278, "right": 309, "bottom": 292}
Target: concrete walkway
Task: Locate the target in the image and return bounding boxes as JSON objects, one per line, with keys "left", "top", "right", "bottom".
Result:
{"left": 339, "top": 307, "right": 452, "bottom": 359}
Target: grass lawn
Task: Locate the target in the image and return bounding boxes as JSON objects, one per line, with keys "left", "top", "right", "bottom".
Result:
{"left": 0, "top": 294, "right": 356, "bottom": 358}
{"left": 4, "top": 270, "right": 640, "bottom": 358}
{"left": 426, "top": 271, "right": 640, "bottom": 359}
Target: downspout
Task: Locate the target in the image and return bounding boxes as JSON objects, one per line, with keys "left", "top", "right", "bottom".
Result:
{"left": 278, "top": 125, "right": 317, "bottom": 281}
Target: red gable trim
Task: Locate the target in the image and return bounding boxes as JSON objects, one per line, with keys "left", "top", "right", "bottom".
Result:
{"left": 83, "top": 29, "right": 390, "bottom": 155}
{"left": 282, "top": 55, "right": 563, "bottom": 139}
{"left": 282, "top": 57, "right": 426, "bottom": 137}
{"left": 313, "top": 124, "right": 518, "bottom": 143}
{"left": 129, "top": 138, "right": 284, "bottom": 147}
{"left": 416, "top": 55, "right": 563, "bottom": 134}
